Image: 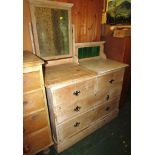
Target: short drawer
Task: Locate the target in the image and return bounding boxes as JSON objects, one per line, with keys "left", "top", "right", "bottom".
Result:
{"left": 97, "top": 69, "right": 124, "bottom": 90}
{"left": 24, "top": 71, "right": 42, "bottom": 92}
{"left": 93, "top": 98, "right": 119, "bottom": 121}
{"left": 95, "top": 83, "right": 123, "bottom": 103}
{"left": 52, "top": 78, "right": 96, "bottom": 106}
{"left": 57, "top": 98, "right": 119, "bottom": 142}
{"left": 23, "top": 110, "right": 49, "bottom": 135}
{"left": 23, "top": 90, "right": 45, "bottom": 115}
{"left": 23, "top": 127, "right": 51, "bottom": 155}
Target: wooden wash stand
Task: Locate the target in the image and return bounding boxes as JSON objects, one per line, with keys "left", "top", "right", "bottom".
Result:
{"left": 28, "top": 0, "right": 128, "bottom": 153}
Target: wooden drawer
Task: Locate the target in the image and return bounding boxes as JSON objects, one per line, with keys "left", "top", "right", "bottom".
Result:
{"left": 55, "top": 95, "right": 99, "bottom": 124}
{"left": 96, "top": 83, "right": 123, "bottom": 103}
{"left": 93, "top": 98, "right": 119, "bottom": 121}
{"left": 23, "top": 71, "right": 42, "bottom": 92}
{"left": 23, "top": 127, "right": 51, "bottom": 155}
{"left": 54, "top": 84, "right": 122, "bottom": 124}
{"left": 23, "top": 90, "right": 45, "bottom": 115}
{"left": 57, "top": 98, "right": 119, "bottom": 142}
{"left": 97, "top": 69, "right": 124, "bottom": 90}
{"left": 52, "top": 78, "right": 96, "bottom": 106}
{"left": 24, "top": 110, "right": 49, "bottom": 135}
{"left": 56, "top": 109, "right": 119, "bottom": 153}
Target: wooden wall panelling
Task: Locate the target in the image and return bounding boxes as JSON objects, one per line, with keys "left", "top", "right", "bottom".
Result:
{"left": 23, "top": 0, "right": 33, "bottom": 52}
{"left": 23, "top": 0, "right": 105, "bottom": 51}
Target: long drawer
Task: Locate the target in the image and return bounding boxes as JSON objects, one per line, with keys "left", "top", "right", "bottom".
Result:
{"left": 23, "top": 110, "right": 49, "bottom": 135}
{"left": 23, "top": 127, "right": 51, "bottom": 155}
{"left": 23, "top": 71, "right": 42, "bottom": 92}
{"left": 54, "top": 84, "right": 122, "bottom": 124}
{"left": 56, "top": 109, "right": 119, "bottom": 153}
{"left": 52, "top": 78, "right": 96, "bottom": 107}
{"left": 57, "top": 98, "right": 119, "bottom": 142}
{"left": 23, "top": 89, "right": 45, "bottom": 115}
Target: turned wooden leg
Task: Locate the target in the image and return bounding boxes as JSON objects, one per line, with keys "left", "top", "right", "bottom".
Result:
{"left": 42, "top": 148, "right": 50, "bottom": 155}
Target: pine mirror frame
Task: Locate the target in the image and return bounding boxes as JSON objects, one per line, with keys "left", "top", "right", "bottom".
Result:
{"left": 29, "top": 0, "right": 73, "bottom": 61}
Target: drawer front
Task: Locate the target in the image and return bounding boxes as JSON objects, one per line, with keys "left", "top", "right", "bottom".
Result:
{"left": 96, "top": 83, "right": 123, "bottom": 103}
{"left": 97, "top": 69, "right": 124, "bottom": 90}
{"left": 23, "top": 110, "right": 48, "bottom": 135}
{"left": 24, "top": 71, "right": 42, "bottom": 92}
{"left": 93, "top": 98, "right": 119, "bottom": 121}
{"left": 53, "top": 78, "right": 96, "bottom": 106}
{"left": 23, "top": 127, "right": 51, "bottom": 155}
{"left": 54, "top": 83, "right": 122, "bottom": 124}
{"left": 23, "top": 90, "right": 45, "bottom": 115}
{"left": 55, "top": 95, "right": 99, "bottom": 124}
{"left": 56, "top": 109, "right": 119, "bottom": 153}
{"left": 57, "top": 98, "right": 119, "bottom": 142}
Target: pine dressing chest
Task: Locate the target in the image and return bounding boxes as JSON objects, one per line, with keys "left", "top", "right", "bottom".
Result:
{"left": 28, "top": 0, "right": 128, "bottom": 153}
{"left": 23, "top": 51, "right": 53, "bottom": 155}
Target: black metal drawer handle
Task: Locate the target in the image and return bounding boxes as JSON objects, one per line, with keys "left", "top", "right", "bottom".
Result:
{"left": 73, "top": 90, "right": 80, "bottom": 96}
{"left": 109, "top": 79, "right": 115, "bottom": 84}
{"left": 74, "top": 106, "right": 81, "bottom": 112}
{"left": 106, "top": 95, "right": 110, "bottom": 101}
{"left": 106, "top": 107, "right": 110, "bottom": 111}
{"left": 74, "top": 122, "right": 80, "bottom": 127}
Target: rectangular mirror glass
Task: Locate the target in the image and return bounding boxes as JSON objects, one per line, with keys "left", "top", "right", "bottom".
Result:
{"left": 35, "top": 7, "right": 69, "bottom": 58}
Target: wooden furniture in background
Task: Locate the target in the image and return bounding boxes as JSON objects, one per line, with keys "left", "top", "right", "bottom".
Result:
{"left": 101, "top": 25, "right": 131, "bottom": 107}
{"left": 23, "top": 51, "right": 53, "bottom": 155}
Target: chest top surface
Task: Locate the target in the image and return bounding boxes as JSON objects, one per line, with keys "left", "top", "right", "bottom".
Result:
{"left": 45, "top": 63, "right": 97, "bottom": 88}
{"left": 23, "top": 51, "right": 44, "bottom": 68}
{"left": 79, "top": 58, "right": 128, "bottom": 75}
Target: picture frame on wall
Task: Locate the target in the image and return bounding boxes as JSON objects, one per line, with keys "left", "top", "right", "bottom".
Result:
{"left": 106, "top": 0, "right": 131, "bottom": 25}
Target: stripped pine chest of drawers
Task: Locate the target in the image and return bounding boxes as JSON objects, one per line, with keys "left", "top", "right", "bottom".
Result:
{"left": 45, "top": 57, "right": 127, "bottom": 152}
{"left": 28, "top": 0, "right": 128, "bottom": 153}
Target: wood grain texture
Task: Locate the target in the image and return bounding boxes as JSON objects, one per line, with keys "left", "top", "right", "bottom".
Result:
{"left": 23, "top": 51, "right": 44, "bottom": 68}
{"left": 23, "top": 71, "right": 42, "bottom": 92}
{"left": 23, "top": 52, "right": 53, "bottom": 155}
{"left": 45, "top": 63, "right": 97, "bottom": 88}
{"left": 56, "top": 109, "right": 118, "bottom": 153}
{"left": 24, "top": 110, "right": 48, "bottom": 135}
{"left": 24, "top": 127, "right": 52, "bottom": 155}
{"left": 23, "top": 0, "right": 33, "bottom": 52}
{"left": 80, "top": 58, "right": 128, "bottom": 75}
{"left": 56, "top": 98, "right": 119, "bottom": 142}
{"left": 57, "top": 0, "right": 104, "bottom": 43}
{"left": 23, "top": 89, "right": 45, "bottom": 115}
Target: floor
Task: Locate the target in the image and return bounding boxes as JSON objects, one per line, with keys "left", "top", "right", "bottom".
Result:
{"left": 38, "top": 96, "right": 131, "bottom": 155}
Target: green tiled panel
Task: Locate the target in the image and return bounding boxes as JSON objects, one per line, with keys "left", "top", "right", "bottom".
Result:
{"left": 78, "top": 46, "right": 100, "bottom": 59}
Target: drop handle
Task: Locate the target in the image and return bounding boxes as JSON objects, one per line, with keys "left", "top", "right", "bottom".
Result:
{"left": 106, "top": 95, "right": 110, "bottom": 101}
{"left": 74, "top": 122, "right": 80, "bottom": 127}
{"left": 73, "top": 90, "right": 80, "bottom": 96}
{"left": 109, "top": 79, "right": 115, "bottom": 84}
{"left": 106, "top": 107, "right": 110, "bottom": 111}
{"left": 74, "top": 106, "right": 81, "bottom": 112}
